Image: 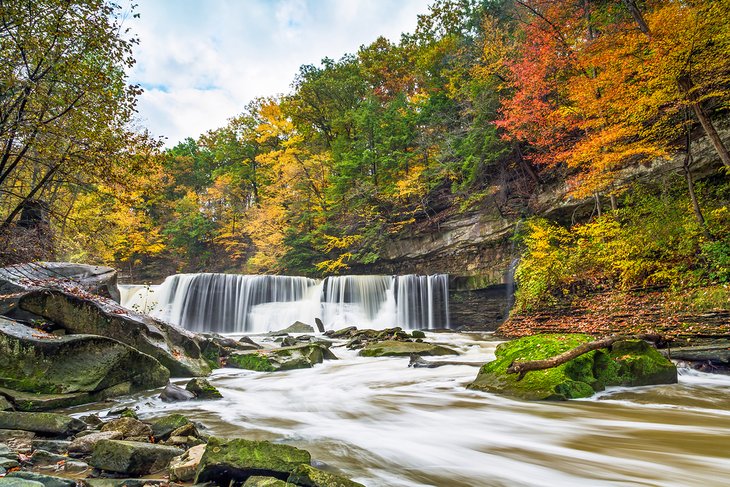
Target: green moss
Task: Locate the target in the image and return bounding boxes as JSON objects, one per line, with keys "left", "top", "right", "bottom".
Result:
{"left": 359, "top": 341, "right": 459, "bottom": 357}
{"left": 227, "top": 352, "right": 276, "bottom": 372}
{"left": 287, "top": 464, "right": 365, "bottom": 487}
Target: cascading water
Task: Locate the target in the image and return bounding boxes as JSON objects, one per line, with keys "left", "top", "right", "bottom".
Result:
{"left": 120, "top": 273, "right": 450, "bottom": 333}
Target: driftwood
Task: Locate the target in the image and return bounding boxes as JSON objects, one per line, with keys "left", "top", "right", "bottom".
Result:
{"left": 506, "top": 334, "right": 664, "bottom": 380}
{"left": 408, "top": 354, "right": 483, "bottom": 368}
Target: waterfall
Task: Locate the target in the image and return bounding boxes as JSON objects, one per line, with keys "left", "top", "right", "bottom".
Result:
{"left": 120, "top": 273, "right": 451, "bottom": 333}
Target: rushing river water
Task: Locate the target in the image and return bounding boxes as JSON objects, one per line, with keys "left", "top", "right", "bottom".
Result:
{"left": 70, "top": 332, "right": 730, "bottom": 487}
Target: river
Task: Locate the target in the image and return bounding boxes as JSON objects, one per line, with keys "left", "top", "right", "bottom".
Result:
{"left": 71, "top": 332, "right": 730, "bottom": 487}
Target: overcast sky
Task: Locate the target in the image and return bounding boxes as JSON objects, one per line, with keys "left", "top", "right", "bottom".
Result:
{"left": 122, "top": 0, "right": 433, "bottom": 146}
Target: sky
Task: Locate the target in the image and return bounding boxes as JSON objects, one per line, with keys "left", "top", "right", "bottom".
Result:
{"left": 121, "top": 0, "right": 433, "bottom": 146}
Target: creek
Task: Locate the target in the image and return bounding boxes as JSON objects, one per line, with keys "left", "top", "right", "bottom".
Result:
{"left": 68, "top": 332, "right": 730, "bottom": 487}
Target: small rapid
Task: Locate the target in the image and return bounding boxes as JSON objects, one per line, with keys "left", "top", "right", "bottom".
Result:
{"left": 66, "top": 333, "right": 730, "bottom": 487}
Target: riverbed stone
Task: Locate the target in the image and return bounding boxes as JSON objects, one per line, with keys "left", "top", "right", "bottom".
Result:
{"left": 467, "top": 334, "right": 678, "bottom": 400}
{"left": 185, "top": 378, "right": 223, "bottom": 399}
{"left": 90, "top": 439, "right": 183, "bottom": 475}
{"left": 150, "top": 414, "right": 191, "bottom": 440}
{"left": 270, "top": 322, "right": 315, "bottom": 335}
{"left": 227, "top": 343, "right": 331, "bottom": 372}
{"left": 287, "top": 464, "right": 365, "bottom": 487}
{"left": 359, "top": 340, "right": 459, "bottom": 357}
{"left": 0, "top": 430, "right": 34, "bottom": 452}
{"left": 81, "top": 479, "right": 168, "bottom": 487}
{"left": 0, "top": 412, "right": 85, "bottom": 436}
{"left": 31, "top": 439, "right": 70, "bottom": 454}
{"left": 70, "top": 430, "right": 123, "bottom": 454}
{"left": 17, "top": 289, "right": 210, "bottom": 378}
{"left": 0, "top": 478, "right": 44, "bottom": 487}
{"left": 0, "top": 317, "right": 169, "bottom": 406}
{"left": 244, "top": 477, "right": 294, "bottom": 487}
{"left": 159, "top": 383, "right": 195, "bottom": 402}
{"left": 3, "top": 472, "right": 75, "bottom": 487}
{"left": 169, "top": 443, "right": 205, "bottom": 482}
{"left": 28, "top": 449, "right": 66, "bottom": 467}
{"left": 194, "top": 437, "right": 311, "bottom": 485}
{"left": 100, "top": 418, "right": 152, "bottom": 439}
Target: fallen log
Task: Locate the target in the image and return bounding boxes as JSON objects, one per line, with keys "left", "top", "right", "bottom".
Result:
{"left": 506, "top": 334, "right": 665, "bottom": 380}
{"left": 408, "top": 353, "right": 482, "bottom": 368}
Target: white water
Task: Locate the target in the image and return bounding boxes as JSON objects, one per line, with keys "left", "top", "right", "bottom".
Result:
{"left": 120, "top": 273, "right": 450, "bottom": 333}
{"left": 72, "top": 332, "right": 730, "bottom": 487}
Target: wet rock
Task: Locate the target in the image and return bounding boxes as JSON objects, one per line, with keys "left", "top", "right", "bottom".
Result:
{"left": 150, "top": 414, "right": 191, "bottom": 440}
{"left": 270, "top": 322, "right": 314, "bottom": 336}
{"left": 279, "top": 336, "right": 298, "bottom": 347}
{"left": 18, "top": 289, "right": 210, "bottom": 377}
{"left": 323, "top": 326, "right": 357, "bottom": 339}
{"left": 70, "top": 431, "right": 123, "bottom": 454}
{"left": 314, "top": 318, "right": 325, "bottom": 333}
{"left": 169, "top": 423, "right": 198, "bottom": 439}
{"left": 359, "top": 340, "right": 459, "bottom": 357}
{"left": 227, "top": 344, "right": 332, "bottom": 372}
{"left": 0, "top": 396, "right": 11, "bottom": 411}
{"left": 0, "top": 478, "right": 45, "bottom": 487}
{"left": 244, "top": 477, "right": 293, "bottom": 486}
{"left": 169, "top": 443, "right": 205, "bottom": 482}
{"left": 28, "top": 449, "right": 66, "bottom": 467}
{"left": 80, "top": 414, "right": 104, "bottom": 429}
{"left": 0, "top": 317, "right": 169, "bottom": 409}
{"left": 0, "top": 457, "right": 19, "bottom": 469}
{"left": 160, "top": 384, "right": 195, "bottom": 403}
{"left": 0, "top": 430, "right": 34, "bottom": 453}
{"left": 287, "top": 464, "right": 365, "bottom": 487}
{"left": 467, "top": 334, "right": 678, "bottom": 400}
{"left": 100, "top": 418, "right": 152, "bottom": 439}
{"left": 31, "top": 439, "right": 70, "bottom": 454}
{"left": 194, "top": 437, "right": 311, "bottom": 485}
{"left": 3, "top": 472, "right": 75, "bottom": 487}
{"left": 0, "top": 412, "right": 85, "bottom": 436}
{"left": 63, "top": 458, "right": 89, "bottom": 473}
{"left": 107, "top": 407, "right": 139, "bottom": 420}
{"left": 411, "top": 330, "right": 426, "bottom": 339}
{"left": 90, "top": 439, "right": 183, "bottom": 475}
{"left": 185, "top": 378, "right": 222, "bottom": 400}
{"left": 81, "top": 479, "right": 168, "bottom": 487}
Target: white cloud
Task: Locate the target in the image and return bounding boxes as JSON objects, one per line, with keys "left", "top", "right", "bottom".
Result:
{"left": 122, "top": 0, "right": 432, "bottom": 146}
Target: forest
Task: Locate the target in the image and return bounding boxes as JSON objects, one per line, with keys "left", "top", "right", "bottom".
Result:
{"left": 1, "top": 0, "right": 728, "bottom": 311}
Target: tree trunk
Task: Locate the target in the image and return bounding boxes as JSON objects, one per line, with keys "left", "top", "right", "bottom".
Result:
{"left": 678, "top": 76, "right": 730, "bottom": 168}
{"left": 610, "top": 193, "right": 618, "bottom": 211}
{"left": 594, "top": 193, "right": 602, "bottom": 217}
{"left": 622, "top": 0, "right": 651, "bottom": 36}
{"left": 683, "top": 124, "right": 711, "bottom": 239}
{"left": 507, "top": 334, "right": 664, "bottom": 379}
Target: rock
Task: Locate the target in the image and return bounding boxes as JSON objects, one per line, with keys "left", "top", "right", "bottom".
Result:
{"left": 70, "top": 431, "right": 123, "bottom": 454}
{"left": 169, "top": 422, "right": 198, "bottom": 438}
{"left": 28, "top": 449, "right": 66, "bottom": 467}
{"left": 150, "top": 414, "right": 191, "bottom": 440}
{"left": 100, "top": 418, "right": 152, "bottom": 439}
{"left": 194, "top": 437, "right": 311, "bottom": 485}
{"left": 0, "top": 412, "right": 85, "bottom": 436}
{"left": 244, "top": 477, "right": 293, "bottom": 486}
{"left": 278, "top": 336, "right": 298, "bottom": 347}
{"left": 90, "top": 439, "right": 183, "bottom": 475}
{"left": 31, "top": 439, "right": 70, "bottom": 454}
{"left": 467, "top": 334, "right": 678, "bottom": 400}
{"left": 0, "top": 430, "right": 34, "bottom": 453}
{"left": 0, "top": 317, "right": 169, "bottom": 408}
{"left": 169, "top": 443, "right": 205, "bottom": 482}
{"left": 411, "top": 330, "right": 426, "bottom": 339}
{"left": 81, "top": 479, "right": 168, "bottom": 487}
{"left": 160, "top": 383, "right": 195, "bottom": 402}
{"left": 185, "top": 378, "right": 222, "bottom": 399}
{"left": 314, "top": 318, "right": 325, "bottom": 333}
{"left": 107, "top": 407, "right": 139, "bottom": 420}
{"left": 323, "top": 326, "right": 357, "bottom": 338}
{"left": 287, "top": 464, "right": 365, "bottom": 487}
{"left": 0, "top": 262, "right": 121, "bottom": 302}
{"left": 0, "top": 478, "right": 45, "bottom": 487}
{"left": 18, "top": 289, "right": 210, "bottom": 377}
{"left": 80, "top": 414, "right": 104, "bottom": 429}
{"left": 270, "top": 322, "right": 315, "bottom": 336}
{"left": 227, "top": 344, "right": 331, "bottom": 372}
{"left": 0, "top": 457, "right": 19, "bottom": 469}
{"left": 3, "top": 472, "right": 75, "bottom": 487}
{"left": 665, "top": 344, "right": 730, "bottom": 371}
{"left": 0, "top": 387, "right": 93, "bottom": 413}
{"left": 359, "top": 340, "right": 459, "bottom": 357}
{"left": 0, "top": 442, "right": 14, "bottom": 458}
{"left": 0, "top": 396, "right": 11, "bottom": 411}
{"left": 63, "top": 459, "right": 89, "bottom": 473}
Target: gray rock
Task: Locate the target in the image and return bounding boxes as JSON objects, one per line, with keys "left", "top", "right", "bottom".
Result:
{"left": 227, "top": 343, "right": 334, "bottom": 372}
{"left": 70, "top": 430, "right": 123, "bottom": 454}
{"left": 270, "top": 321, "right": 315, "bottom": 335}
{"left": 159, "top": 383, "right": 195, "bottom": 402}
{"left": 81, "top": 480, "right": 168, "bottom": 487}
{"left": 359, "top": 340, "right": 459, "bottom": 357}
{"left": 314, "top": 317, "right": 325, "bottom": 333}
{"left": 0, "top": 430, "right": 34, "bottom": 453}
{"left": 0, "top": 396, "right": 11, "bottom": 411}
{"left": 168, "top": 443, "right": 205, "bottom": 482}
{"left": 287, "top": 464, "right": 366, "bottom": 487}
{"left": 90, "top": 439, "right": 183, "bottom": 475}
{"left": 100, "top": 418, "right": 152, "bottom": 439}
{"left": 18, "top": 289, "right": 210, "bottom": 377}
{"left": 31, "top": 439, "right": 70, "bottom": 454}
{"left": 0, "top": 457, "right": 19, "bottom": 469}
{"left": 63, "top": 459, "right": 89, "bottom": 473}
{"left": 28, "top": 449, "right": 67, "bottom": 467}
{"left": 244, "top": 477, "right": 293, "bottom": 487}
{"left": 0, "top": 478, "right": 45, "bottom": 487}
{"left": 4, "top": 472, "right": 76, "bottom": 487}
{"left": 0, "top": 412, "right": 85, "bottom": 436}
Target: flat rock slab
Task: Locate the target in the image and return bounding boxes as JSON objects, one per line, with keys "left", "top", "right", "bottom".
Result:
{"left": 150, "top": 414, "right": 191, "bottom": 440}
{"left": 70, "top": 431, "right": 123, "bottom": 454}
{"left": 195, "top": 437, "right": 311, "bottom": 485}
{"left": 0, "top": 411, "right": 85, "bottom": 436}
{"left": 4, "top": 472, "right": 76, "bottom": 487}
{"left": 0, "top": 478, "right": 45, "bottom": 487}
{"left": 359, "top": 340, "right": 459, "bottom": 357}
{"left": 90, "top": 440, "right": 183, "bottom": 476}
{"left": 228, "top": 344, "right": 331, "bottom": 372}
{"left": 81, "top": 479, "right": 168, "bottom": 487}
{"left": 0, "top": 262, "right": 120, "bottom": 302}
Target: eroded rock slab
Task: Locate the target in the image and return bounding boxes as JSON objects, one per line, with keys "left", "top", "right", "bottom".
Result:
{"left": 359, "top": 340, "right": 459, "bottom": 357}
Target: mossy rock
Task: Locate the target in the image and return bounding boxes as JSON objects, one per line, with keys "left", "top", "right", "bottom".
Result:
{"left": 359, "top": 340, "right": 458, "bottom": 357}
{"left": 0, "top": 396, "right": 12, "bottom": 411}
{"left": 4, "top": 472, "right": 76, "bottom": 487}
{"left": 90, "top": 440, "right": 183, "bottom": 475}
{"left": 227, "top": 344, "right": 328, "bottom": 372}
{"left": 185, "top": 378, "right": 223, "bottom": 399}
{"left": 194, "top": 437, "right": 311, "bottom": 485}
{"left": 467, "top": 334, "right": 677, "bottom": 400}
{"left": 410, "top": 330, "right": 426, "bottom": 339}
{"left": 0, "top": 411, "right": 86, "bottom": 436}
{"left": 243, "top": 477, "right": 294, "bottom": 487}
{"left": 150, "top": 414, "right": 191, "bottom": 440}
{"left": 287, "top": 464, "right": 365, "bottom": 487}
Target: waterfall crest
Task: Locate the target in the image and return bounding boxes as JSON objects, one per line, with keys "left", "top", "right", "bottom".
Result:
{"left": 121, "top": 273, "right": 450, "bottom": 333}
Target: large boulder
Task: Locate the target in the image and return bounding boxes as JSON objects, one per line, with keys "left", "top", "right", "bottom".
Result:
{"left": 0, "top": 411, "right": 85, "bottom": 436}
{"left": 194, "top": 437, "right": 311, "bottom": 485}
{"left": 100, "top": 418, "right": 152, "bottom": 439}
{"left": 69, "top": 431, "right": 123, "bottom": 454}
{"left": 0, "top": 262, "right": 120, "bottom": 302}
{"left": 467, "top": 334, "right": 678, "bottom": 400}
{"left": 0, "top": 317, "right": 169, "bottom": 409}
{"left": 227, "top": 344, "right": 333, "bottom": 372}
{"left": 287, "top": 464, "right": 365, "bottom": 487}
{"left": 269, "top": 322, "right": 315, "bottom": 336}
{"left": 18, "top": 289, "right": 210, "bottom": 377}
{"left": 359, "top": 340, "right": 459, "bottom": 357}
{"left": 90, "top": 440, "right": 183, "bottom": 475}
{"left": 185, "top": 378, "right": 222, "bottom": 399}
